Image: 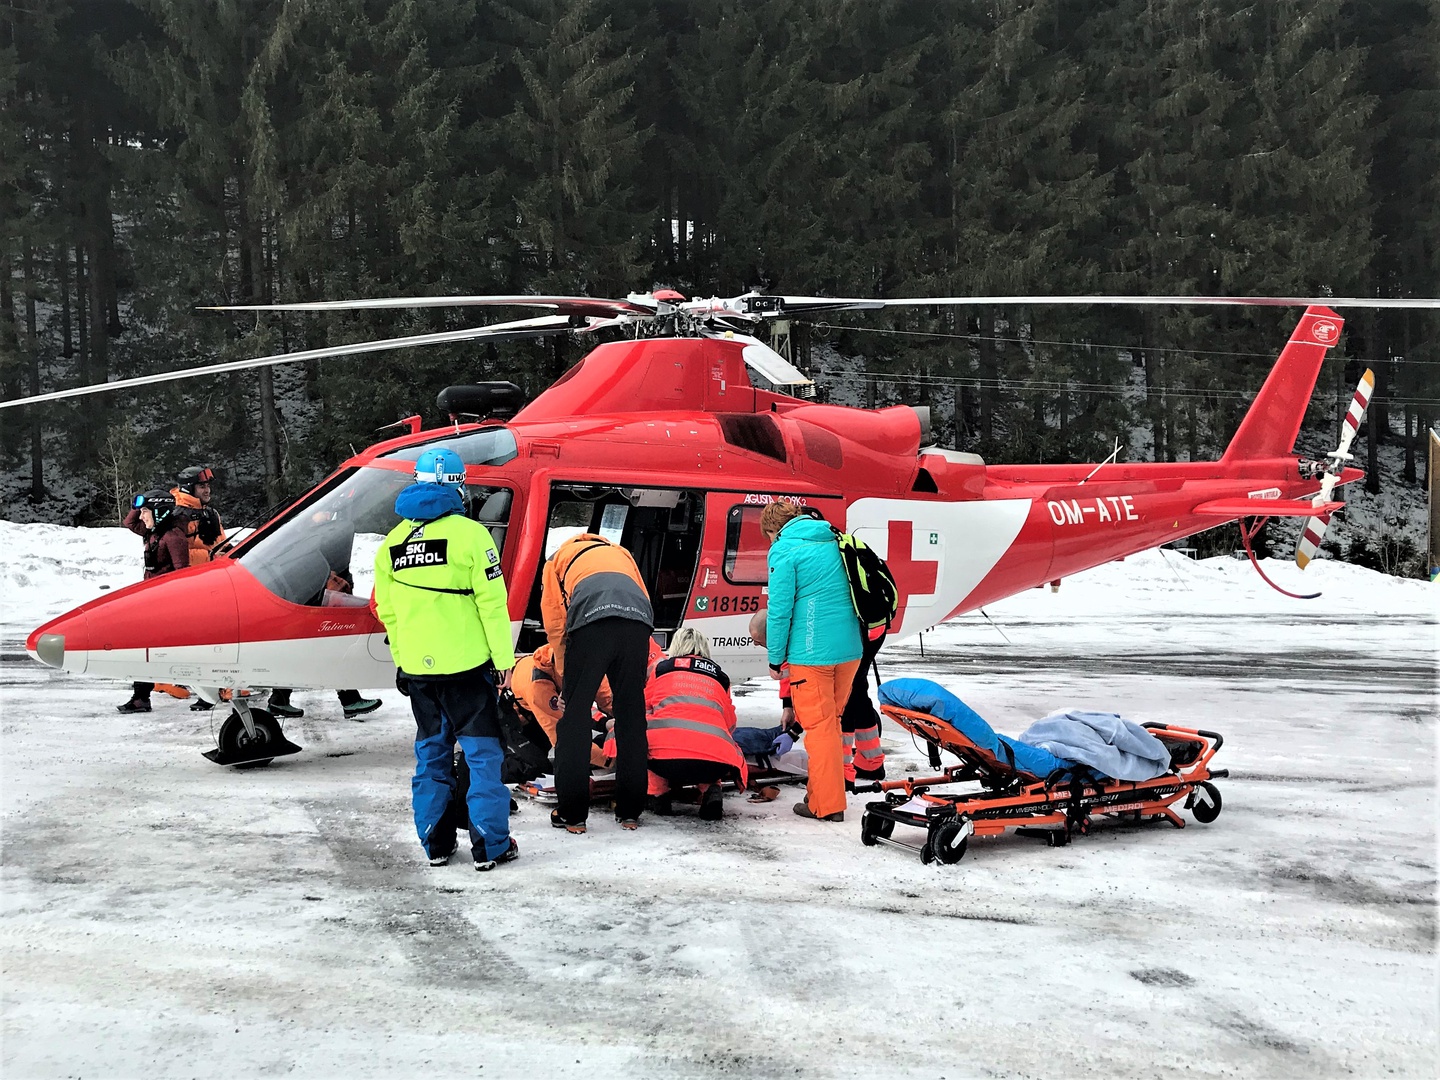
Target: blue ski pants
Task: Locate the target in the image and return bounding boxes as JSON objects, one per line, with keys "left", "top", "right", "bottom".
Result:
{"left": 400, "top": 666, "right": 510, "bottom": 862}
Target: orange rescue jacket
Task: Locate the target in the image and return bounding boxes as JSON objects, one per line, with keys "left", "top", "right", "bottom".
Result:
{"left": 172, "top": 488, "right": 227, "bottom": 566}
{"left": 606, "top": 652, "right": 747, "bottom": 785}
{"left": 540, "top": 534, "right": 652, "bottom": 676}
{"left": 510, "top": 645, "right": 610, "bottom": 768}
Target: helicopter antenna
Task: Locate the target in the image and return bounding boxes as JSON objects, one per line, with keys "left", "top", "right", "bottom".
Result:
{"left": 1078, "top": 438, "right": 1124, "bottom": 485}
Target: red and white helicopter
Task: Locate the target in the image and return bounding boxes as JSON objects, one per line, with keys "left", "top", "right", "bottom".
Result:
{"left": 7, "top": 289, "right": 1423, "bottom": 764}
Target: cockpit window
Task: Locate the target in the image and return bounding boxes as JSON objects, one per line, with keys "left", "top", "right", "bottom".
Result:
{"left": 381, "top": 427, "right": 518, "bottom": 467}
{"left": 233, "top": 466, "right": 513, "bottom": 607}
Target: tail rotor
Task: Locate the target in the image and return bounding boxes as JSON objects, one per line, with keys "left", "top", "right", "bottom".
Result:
{"left": 1295, "top": 368, "right": 1375, "bottom": 569}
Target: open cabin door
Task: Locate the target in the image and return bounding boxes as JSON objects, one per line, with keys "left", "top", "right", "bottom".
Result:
{"left": 517, "top": 483, "right": 706, "bottom": 654}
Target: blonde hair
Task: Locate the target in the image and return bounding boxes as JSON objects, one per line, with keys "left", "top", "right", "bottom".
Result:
{"left": 758, "top": 500, "right": 804, "bottom": 537}
{"left": 668, "top": 627, "right": 712, "bottom": 658}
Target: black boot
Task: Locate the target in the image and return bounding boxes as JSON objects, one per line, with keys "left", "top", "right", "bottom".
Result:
{"left": 116, "top": 697, "right": 151, "bottom": 714}
{"left": 698, "top": 785, "right": 725, "bottom": 821}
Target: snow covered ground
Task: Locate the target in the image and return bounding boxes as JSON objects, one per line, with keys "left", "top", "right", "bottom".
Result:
{"left": 1, "top": 524, "right": 1435, "bottom": 1078}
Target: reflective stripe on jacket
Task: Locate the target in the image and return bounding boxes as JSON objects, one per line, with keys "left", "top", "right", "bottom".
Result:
{"left": 540, "top": 533, "right": 652, "bottom": 676}
{"left": 605, "top": 653, "right": 746, "bottom": 785}
{"left": 373, "top": 504, "right": 515, "bottom": 676}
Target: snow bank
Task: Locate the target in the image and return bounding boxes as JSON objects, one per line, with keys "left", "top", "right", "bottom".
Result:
{"left": 0, "top": 521, "right": 145, "bottom": 638}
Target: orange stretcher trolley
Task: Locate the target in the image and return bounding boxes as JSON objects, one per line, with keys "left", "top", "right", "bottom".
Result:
{"left": 858, "top": 679, "right": 1226, "bottom": 865}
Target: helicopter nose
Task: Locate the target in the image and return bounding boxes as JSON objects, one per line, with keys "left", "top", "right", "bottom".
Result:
{"left": 27, "top": 610, "right": 90, "bottom": 673}
{"left": 33, "top": 632, "right": 65, "bottom": 669}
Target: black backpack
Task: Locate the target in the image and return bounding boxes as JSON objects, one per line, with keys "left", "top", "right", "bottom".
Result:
{"left": 831, "top": 527, "right": 900, "bottom": 642}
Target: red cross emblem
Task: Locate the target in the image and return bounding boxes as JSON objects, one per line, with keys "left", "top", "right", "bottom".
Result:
{"left": 884, "top": 520, "right": 938, "bottom": 632}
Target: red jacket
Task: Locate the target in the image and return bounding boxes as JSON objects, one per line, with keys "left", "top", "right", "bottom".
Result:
{"left": 608, "top": 653, "right": 747, "bottom": 785}
{"left": 125, "top": 508, "right": 190, "bottom": 578}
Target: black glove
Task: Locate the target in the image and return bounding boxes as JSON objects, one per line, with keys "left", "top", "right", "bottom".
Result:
{"left": 195, "top": 507, "right": 222, "bottom": 544}
{"left": 395, "top": 669, "right": 410, "bottom": 697}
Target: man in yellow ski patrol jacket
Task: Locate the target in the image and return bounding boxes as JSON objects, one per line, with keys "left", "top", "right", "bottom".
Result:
{"left": 373, "top": 447, "right": 518, "bottom": 871}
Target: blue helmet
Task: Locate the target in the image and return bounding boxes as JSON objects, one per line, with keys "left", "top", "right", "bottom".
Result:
{"left": 414, "top": 447, "right": 466, "bottom": 488}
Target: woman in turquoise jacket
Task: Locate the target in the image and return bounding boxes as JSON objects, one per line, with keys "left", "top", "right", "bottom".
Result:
{"left": 761, "top": 502, "right": 862, "bottom": 821}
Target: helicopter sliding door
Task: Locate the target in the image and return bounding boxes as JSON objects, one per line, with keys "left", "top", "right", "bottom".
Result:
{"left": 517, "top": 483, "right": 705, "bottom": 653}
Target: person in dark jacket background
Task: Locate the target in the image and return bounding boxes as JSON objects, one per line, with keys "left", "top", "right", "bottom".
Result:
{"left": 541, "top": 532, "right": 653, "bottom": 833}
{"left": 116, "top": 490, "right": 190, "bottom": 714}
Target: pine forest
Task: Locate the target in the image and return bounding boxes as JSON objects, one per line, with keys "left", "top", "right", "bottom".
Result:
{"left": 1, "top": 0, "right": 1436, "bottom": 564}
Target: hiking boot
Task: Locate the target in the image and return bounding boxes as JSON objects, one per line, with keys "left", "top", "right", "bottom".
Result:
{"left": 698, "top": 785, "right": 725, "bottom": 821}
{"left": 550, "top": 809, "right": 586, "bottom": 834}
{"left": 646, "top": 794, "right": 674, "bottom": 816}
{"left": 268, "top": 701, "right": 304, "bottom": 720}
{"left": 190, "top": 699, "right": 215, "bottom": 712}
{"left": 342, "top": 697, "right": 381, "bottom": 720}
{"left": 616, "top": 817, "right": 641, "bottom": 831}
{"left": 116, "top": 698, "right": 151, "bottom": 714}
{"left": 427, "top": 850, "right": 453, "bottom": 867}
{"left": 793, "top": 800, "right": 844, "bottom": 823}
{"left": 475, "top": 838, "right": 519, "bottom": 871}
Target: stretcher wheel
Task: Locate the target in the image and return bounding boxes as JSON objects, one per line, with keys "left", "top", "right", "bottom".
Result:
{"left": 920, "top": 841, "right": 936, "bottom": 865}
{"left": 1046, "top": 829, "right": 1070, "bottom": 847}
{"left": 860, "top": 811, "right": 894, "bottom": 847}
{"left": 931, "top": 821, "right": 968, "bottom": 865}
{"left": 1191, "top": 782, "right": 1222, "bottom": 823}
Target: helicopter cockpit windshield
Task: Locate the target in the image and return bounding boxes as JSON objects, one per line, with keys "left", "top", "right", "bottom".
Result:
{"left": 233, "top": 440, "right": 516, "bottom": 609}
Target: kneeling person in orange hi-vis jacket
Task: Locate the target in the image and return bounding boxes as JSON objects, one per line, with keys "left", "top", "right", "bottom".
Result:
{"left": 541, "top": 533, "right": 654, "bottom": 832}
{"left": 510, "top": 644, "right": 610, "bottom": 768}
{"left": 760, "top": 501, "right": 862, "bottom": 822}
{"left": 605, "top": 629, "right": 746, "bottom": 821}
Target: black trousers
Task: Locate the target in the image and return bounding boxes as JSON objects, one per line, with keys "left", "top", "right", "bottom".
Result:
{"left": 840, "top": 634, "right": 883, "bottom": 734}
{"left": 557, "top": 617, "right": 652, "bottom": 822}
{"left": 650, "top": 759, "right": 741, "bottom": 788}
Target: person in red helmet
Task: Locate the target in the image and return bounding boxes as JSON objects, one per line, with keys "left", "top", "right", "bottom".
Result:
{"left": 171, "top": 465, "right": 226, "bottom": 566}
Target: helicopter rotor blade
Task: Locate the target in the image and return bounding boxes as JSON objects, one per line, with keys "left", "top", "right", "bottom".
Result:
{"left": 0, "top": 315, "right": 579, "bottom": 411}
{"left": 744, "top": 294, "right": 1440, "bottom": 314}
{"left": 204, "top": 294, "right": 654, "bottom": 318}
{"left": 1295, "top": 367, "right": 1375, "bottom": 569}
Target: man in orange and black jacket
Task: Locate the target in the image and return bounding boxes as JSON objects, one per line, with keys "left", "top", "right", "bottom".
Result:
{"left": 170, "top": 465, "right": 226, "bottom": 566}
{"left": 540, "top": 533, "right": 653, "bottom": 832}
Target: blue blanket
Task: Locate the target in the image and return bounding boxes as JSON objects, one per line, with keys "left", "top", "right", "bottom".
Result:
{"left": 878, "top": 679, "right": 1073, "bottom": 780}
{"left": 1017, "top": 711, "right": 1171, "bottom": 781}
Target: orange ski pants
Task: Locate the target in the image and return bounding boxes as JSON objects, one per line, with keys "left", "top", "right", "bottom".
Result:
{"left": 788, "top": 659, "right": 861, "bottom": 818}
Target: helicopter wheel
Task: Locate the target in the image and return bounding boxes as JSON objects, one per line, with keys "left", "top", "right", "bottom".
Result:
{"left": 205, "top": 709, "right": 302, "bottom": 768}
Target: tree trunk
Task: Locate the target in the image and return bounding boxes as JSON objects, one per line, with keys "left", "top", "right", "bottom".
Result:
{"left": 1365, "top": 362, "right": 1381, "bottom": 495}
{"left": 23, "top": 240, "right": 44, "bottom": 501}
{"left": 58, "top": 243, "right": 73, "bottom": 358}
{"left": 75, "top": 245, "right": 87, "bottom": 382}
{"left": 239, "top": 161, "right": 283, "bottom": 504}
{"left": 978, "top": 310, "right": 995, "bottom": 449}
{"left": 1146, "top": 350, "right": 1166, "bottom": 463}
{"left": 0, "top": 242, "right": 15, "bottom": 401}
{"left": 1403, "top": 405, "right": 1416, "bottom": 484}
